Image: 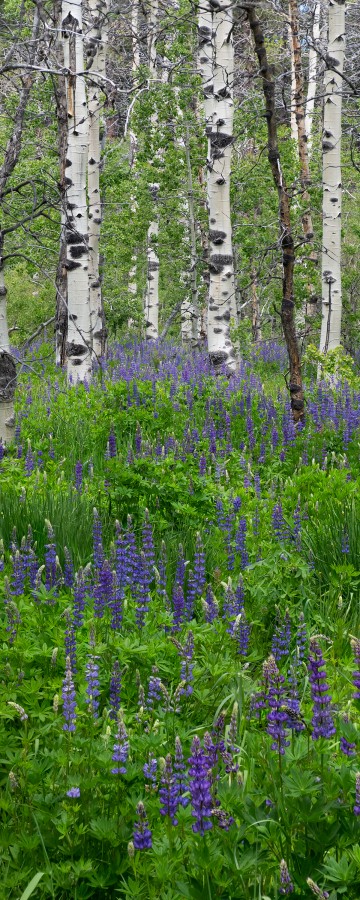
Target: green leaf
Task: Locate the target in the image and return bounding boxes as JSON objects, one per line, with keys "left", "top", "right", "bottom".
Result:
{"left": 18, "top": 872, "right": 44, "bottom": 900}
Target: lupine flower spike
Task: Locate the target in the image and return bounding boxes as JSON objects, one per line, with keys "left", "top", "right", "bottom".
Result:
{"left": 133, "top": 802, "right": 152, "bottom": 850}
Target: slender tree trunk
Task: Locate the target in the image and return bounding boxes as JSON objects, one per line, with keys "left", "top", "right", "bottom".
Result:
{"left": 305, "top": 1, "right": 321, "bottom": 158}
{"left": 0, "top": 4, "right": 40, "bottom": 440}
{"left": 289, "top": 23, "right": 298, "bottom": 142}
{"left": 246, "top": 3, "right": 304, "bottom": 422}
{"left": 185, "top": 124, "right": 199, "bottom": 345}
{"left": 54, "top": 69, "right": 69, "bottom": 366}
{"left": 144, "top": 0, "right": 160, "bottom": 341}
{"left": 319, "top": 0, "right": 345, "bottom": 353}
{"left": 198, "top": 0, "right": 236, "bottom": 374}
{"left": 288, "top": 0, "right": 314, "bottom": 243}
{"left": 128, "top": 0, "right": 140, "bottom": 308}
{"left": 62, "top": 0, "right": 92, "bottom": 382}
{"left": 87, "top": 0, "right": 108, "bottom": 358}
{"left": 251, "top": 270, "right": 262, "bottom": 343}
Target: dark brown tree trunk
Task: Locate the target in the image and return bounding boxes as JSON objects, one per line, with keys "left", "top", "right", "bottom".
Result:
{"left": 245, "top": 3, "right": 305, "bottom": 423}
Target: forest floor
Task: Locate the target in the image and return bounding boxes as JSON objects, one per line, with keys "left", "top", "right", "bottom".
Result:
{"left": 1, "top": 340, "right": 360, "bottom": 900}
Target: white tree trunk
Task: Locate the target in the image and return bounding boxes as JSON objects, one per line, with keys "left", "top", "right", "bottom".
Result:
{"left": 198, "top": 0, "right": 236, "bottom": 374}
{"left": 305, "top": 1, "right": 321, "bottom": 157}
{"left": 62, "top": 0, "right": 92, "bottom": 382}
{"left": 185, "top": 124, "right": 199, "bottom": 345}
{"left": 128, "top": 0, "right": 139, "bottom": 308}
{"left": 0, "top": 266, "right": 16, "bottom": 444}
{"left": 87, "top": 0, "right": 109, "bottom": 358}
{"left": 144, "top": 0, "right": 159, "bottom": 340}
{"left": 289, "top": 23, "right": 298, "bottom": 142}
{"left": 319, "top": 0, "right": 345, "bottom": 353}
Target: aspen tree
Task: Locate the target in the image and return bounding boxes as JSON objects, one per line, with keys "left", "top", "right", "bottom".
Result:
{"left": 87, "top": 0, "right": 109, "bottom": 358}
{"left": 319, "top": 0, "right": 345, "bottom": 353}
{"left": 62, "top": 0, "right": 92, "bottom": 382}
{"left": 305, "top": 1, "right": 321, "bottom": 157}
{"left": 144, "top": 0, "right": 160, "bottom": 341}
{"left": 198, "top": 0, "right": 236, "bottom": 375}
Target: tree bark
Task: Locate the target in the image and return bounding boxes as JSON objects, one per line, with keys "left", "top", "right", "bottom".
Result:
{"left": 305, "top": 1, "right": 321, "bottom": 158}
{"left": 62, "top": 0, "right": 92, "bottom": 382}
{"left": 288, "top": 0, "right": 314, "bottom": 243}
{"left": 87, "top": 0, "right": 108, "bottom": 359}
{"left": 319, "top": 0, "right": 345, "bottom": 353}
{"left": 246, "top": 3, "right": 304, "bottom": 422}
{"left": 198, "top": 0, "right": 236, "bottom": 375}
{"left": 0, "top": 3, "right": 41, "bottom": 441}
{"left": 144, "top": 0, "right": 160, "bottom": 341}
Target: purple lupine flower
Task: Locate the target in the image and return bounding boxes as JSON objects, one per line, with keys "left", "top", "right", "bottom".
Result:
{"left": 108, "top": 427, "right": 117, "bottom": 458}
{"left": 133, "top": 801, "right": 152, "bottom": 850}
{"left": 235, "top": 517, "right": 249, "bottom": 569}
{"left": 74, "top": 461, "right": 83, "bottom": 492}
{"left": 340, "top": 736, "right": 356, "bottom": 757}
{"left": 203, "top": 585, "right": 218, "bottom": 623}
{"left": 193, "top": 532, "right": 206, "bottom": 597}
{"left": 114, "top": 521, "right": 127, "bottom": 598}
{"left": 94, "top": 558, "right": 113, "bottom": 618}
{"left": 62, "top": 656, "right": 76, "bottom": 732}
{"left": 341, "top": 529, "right": 350, "bottom": 554}
{"left": 174, "top": 736, "right": 188, "bottom": 807}
{"left": 172, "top": 583, "right": 185, "bottom": 630}
{"left": 109, "top": 660, "right": 121, "bottom": 719}
{"left": 354, "top": 772, "right": 360, "bottom": 816}
{"left": 45, "top": 521, "right": 57, "bottom": 593}
{"left": 293, "top": 499, "right": 302, "bottom": 550}
{"left": 73, "top": 569, "right": 86, "bottom": 628}
{"left": 124, "top": 516, "right": 138, "bottom": 586}
{"left": 272, "top": 503, "right": 289, "bottom": 542}
{"left": 279, "top": 859, "right": 294, "bottom": 894}
{"left": 142, "top": 509, "right": 155, "bottom": 581}
{"left": 64, "top": 610, "right": 77, "bottom": 674}
{"left": 63, "top": 548, "right": 74, "bottom": 588}
{"left": 306, "top": 878, "right": 329, "bottom": 898}
{"left": 157, "top": 541, "right": 169, "bottom": 609}
{"left": 159, "top": 754, "right": 180, "bottom": 825}
{"left": 10, "top": 550, "right": 25, "bottom": 597}
{"left": 199, "top": 453, "right": 207, "bottom": 476}
{"left": 295, "top": 612, "right": 307, "bottom": 662}
{"left": 175, "top": 544, "right": 186, "bottom": 589}
{"left": 110, "top": 571, "right": 123, "bottom": 630}
{"left": 351, "top": 638, "right": 360, "bottom": 699}
{"left": 271, "top": 608, "right": 291, "bottom": 661}
{"left": 111, "top": 712, "right": 129, "bottom": 774}
{"left": 265, "top": 655, "right": 290, "bottom": 755}
{"left": 147, "top": 667, "right": 162, "bottom": 708}
{"left": 85, "top": 655, "right": 100, "bottom": 719}
{"left": 188, "top": 736, "right": 213, "bottom": 835}
{"left": 135, "top": 551, "right": 151, "bottom": 628}
{"left": 4, "top": 591, "right": 22, "bottom": 644}
{"left": 234, "top": 610, "right": 251, "bottom": 657}
{"left": 143, "top": 753, "right": 157, "bottom": 785}
{"left": 67, "top": 787, "right": 80, "bottom": 798}
{"left": 308, "top": 639, "right": 335, "bottom": 740}
{"left": 24, "top": 444, "right": 35, "bottom": 476}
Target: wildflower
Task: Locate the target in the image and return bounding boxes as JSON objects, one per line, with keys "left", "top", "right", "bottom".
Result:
{"left": 295, "top": 612, "right": 307, "bottom": 661}
{"left": 62, "top": 656, "right": 76, "bottom": 732}
{"left": 73, "top": 569, "right": 86, "bottom": 628}
{"left": 133, "top": 801, "right": 152, "bottom": 850}
{"left": 143, "top": 753, "right": 157, "bottom": 786}
{"left": 265, "top": 655, "right": 290, "bottom": 755}
{"left": 66, "top": 787, "right": 80, "bottom": 798}
{"left": 64, "top": 548, "right": 74, "bottom": 588}
{"left": 85, "top": 655, "right": 100, "bottom": 719}
{"left": 7, "top": 701, "right": 28, "bottom": 722}
{"left": 271, "top": 607, "right": 291, "bottom": 661}
{"left": 351, "top": 638, "right": 360, "bottom": 699}
{"left": 193, "top": 532, "right": 206, "bottom": 596}
{"left": 188, "top": 736, "right": 213, "bottom": 835}
{"left": 159, "top": 754, "right": 180, "bottom": 825}
{"left": 147, "top": 667, "right": 162, "bottom": 708}
{"left": 109, "top": 660, "right": 122, "bottom": 720}
{"left": 279, "top": 859, "right": 294, "bottom": 894}
{"left": 111, "top": 712, "right": 129, "bottom": 775}
{"left": 306, "top": 878, "right": 329, "bottom": 898}
{"left": 234, "top": 610, "right": 251, "bottom": 657}
{"left": 74, "top": 461, "right": 83, "bottom": 492}
{"left": 308, "top": 639, "right": 335, "bottom": 740}
{"left": 354, "top": 772, "right": 360, "bottom": 816}
{"left": 203, "top": 585, "right": 218, "bottom": 623}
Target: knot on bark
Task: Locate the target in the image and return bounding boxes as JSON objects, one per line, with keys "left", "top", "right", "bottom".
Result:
{"left": 0, "top": 351, "right": 16, "bottom": 400}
